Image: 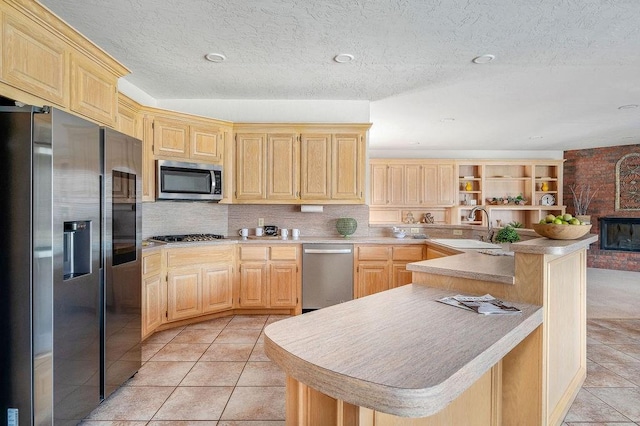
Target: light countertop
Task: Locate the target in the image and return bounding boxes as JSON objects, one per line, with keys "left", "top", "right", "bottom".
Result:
{"left": 264, "top": 284, "right": 543, "bottom": 417}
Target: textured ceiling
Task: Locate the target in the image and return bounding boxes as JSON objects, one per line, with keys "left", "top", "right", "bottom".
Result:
{"left": 40, "top": 0, "right": 640, "bottom": 151}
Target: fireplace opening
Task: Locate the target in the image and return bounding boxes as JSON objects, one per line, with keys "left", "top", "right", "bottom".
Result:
{"left": 599, "top": 217, "right": 640, "bottom": 252}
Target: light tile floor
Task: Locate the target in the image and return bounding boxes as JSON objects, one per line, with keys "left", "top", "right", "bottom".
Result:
{"left": 562, "top": 318, "right": 640, "bottom": 425}
{"left": 82, "top": 314, "right": 288, "bottom": 425}
{"left": 81, "top": 270, "right": 640, "bottom": 425}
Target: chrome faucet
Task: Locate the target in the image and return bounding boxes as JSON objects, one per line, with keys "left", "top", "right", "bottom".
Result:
{"left": 468, "top": 206, "right": 494, "bottom": 242}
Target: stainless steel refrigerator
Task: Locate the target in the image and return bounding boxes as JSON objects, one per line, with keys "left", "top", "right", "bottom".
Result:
{"left": 0, "top": 105, "right": 141, "bottom": 425}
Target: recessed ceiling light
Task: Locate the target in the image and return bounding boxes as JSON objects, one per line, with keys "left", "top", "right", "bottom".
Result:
{"left": 617, "top": 104, "right": 638, "bottom": 110}
{"left": 334, "top": 54, "right": 354, "bottom": 63}
{"left": 440, "top": 117, "right": 456, "bottom": 122}
{"left": 204, "top": 53, "right": 226, "bottom": 63}
{"left": 472, "top": 54, "right": 495, "bottom": 64}
{"left": 529, "top": 136, "right": 544, "bottom": 140}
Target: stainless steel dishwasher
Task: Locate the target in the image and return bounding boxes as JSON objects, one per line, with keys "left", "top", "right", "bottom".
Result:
{"left": 302, "top": 243, "right": 354, "bottom": 312}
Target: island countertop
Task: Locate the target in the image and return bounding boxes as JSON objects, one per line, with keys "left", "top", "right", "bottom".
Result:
{"left": 264, "top": 284, "right": 542, "bottom": 418}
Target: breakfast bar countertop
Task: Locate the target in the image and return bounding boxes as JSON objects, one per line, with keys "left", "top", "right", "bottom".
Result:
{"left": 264, "top": 284, "right": 543, "bottom": 418}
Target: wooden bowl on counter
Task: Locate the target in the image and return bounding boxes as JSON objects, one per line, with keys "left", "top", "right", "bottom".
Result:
{"left": 532, "top": 223, "right": 592, "bottom": 240}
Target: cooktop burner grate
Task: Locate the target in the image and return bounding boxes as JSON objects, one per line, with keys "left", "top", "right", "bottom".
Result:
{"left": 150, "top": 233, "right": 225, "bottom": 242}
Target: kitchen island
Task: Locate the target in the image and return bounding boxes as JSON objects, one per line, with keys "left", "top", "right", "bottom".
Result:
{"left": 264, "top": 234, "right": 598, "bottom": 426}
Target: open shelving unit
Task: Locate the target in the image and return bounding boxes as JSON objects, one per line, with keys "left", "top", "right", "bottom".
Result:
{"left": 454, "top": 160, "right": 565, "bottom": 229}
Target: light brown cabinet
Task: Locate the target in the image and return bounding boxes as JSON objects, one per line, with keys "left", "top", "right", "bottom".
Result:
{"left": 1, "top": 11, "right": 68, "bottom": 106}
{"left": 117, "top": 94, "right": 142, "bottom": 138}
{"left": 235, "top": 133, "right": 298, "bottom": 201}
{"left": 369, "top": 160, "right": 456, "bottom": 207}
{"left": 0, "top": 1, "right": 126, "bottom": 126}
{"left": 299, "top": 132, "right": 365, "bottom": 202}
{"left": 164, "top": 245, "right": 234, "bottom": 322}
{"left": 141, "top": 111, "right": 231, "bottom": 202}
{"left": 235, "top": 125, "right": 368, "bottom": 204}
{"left": 142, "top": 251, "right": 164, "bottom": 340}
{"left": 152, "top": 117, "right": 226, "bottom": 163}
{"left": 354, "top": 244, "right": 426, "bottom": 298}
{"left": 238, "top": 245, "right": 300, "bottom": 311}
{"left": 70, "top": 53, "right": 118, "bottom": 126}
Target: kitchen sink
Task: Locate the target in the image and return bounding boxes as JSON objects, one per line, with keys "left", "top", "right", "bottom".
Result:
{"left": 429, "top": 238, "right": 502, "bottom": 250}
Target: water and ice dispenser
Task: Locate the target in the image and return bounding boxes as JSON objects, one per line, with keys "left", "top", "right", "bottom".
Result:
{"left": 63, "top": 220, "right": 92, "bottom": 280}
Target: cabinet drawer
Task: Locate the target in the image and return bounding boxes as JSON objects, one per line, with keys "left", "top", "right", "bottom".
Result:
{"left": 167, "top": 245, "right": 233, "bottom": 267}
{"left": 270, "top": 246, "right": 298, "bottom": 261}
{"left": 357, "top": 246, "right": 390, "bottom": 261}
{"left": 392, "top": 245, "right": 425, "bottom": 261}
{"left": 142, "top": 252, "right": 161, "bottom": 276}
{"left": 239, "top": 246, "right": 269, "bottom": 261}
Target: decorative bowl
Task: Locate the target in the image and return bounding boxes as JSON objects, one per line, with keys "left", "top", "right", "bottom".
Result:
{"left": 532, "top": 223, "right": 592, "bottom": 240}
{"left": 392, "top": 231, "right": 406, "bottom": 239}
{"left": 336, "top": 217, "right": 357, "bottom": 238}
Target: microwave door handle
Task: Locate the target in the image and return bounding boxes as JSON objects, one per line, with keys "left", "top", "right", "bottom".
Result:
{"left": 211, "top": 171, "right": 216, "bottom": 191}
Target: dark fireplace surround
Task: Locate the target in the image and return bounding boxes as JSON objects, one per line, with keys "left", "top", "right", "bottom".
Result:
{"left": 599, "top": 217, "right": 640, "bottom": 252}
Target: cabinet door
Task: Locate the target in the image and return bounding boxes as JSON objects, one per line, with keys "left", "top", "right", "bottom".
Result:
{"left": 370, "top": 164, "right": 389, "bottom": 205}
{"left": 404, "top": 165, "right": 422, "bottom": 205}
{"left": 2, "top": 14, "right": 68, "bottom": 106}
{"left": 355, "top": 262, "right": 390, "bottom": 298}
{"left": 332, "top": 133, "right": 363, "bottom": 201}
{"left": 70, "top": 53, "right": 118, "bottom": 126}
{"left": 167, "top": 267, "right": 202, "bottom": 321}
{"left": 269, "top": 263, "right": 298, "bottom": 307}
{"left": 153, "top": 118, "right": 189, "bottom": 158}
{"left": 267, "top": 133, "right": 298, "bottom": 200}
{"left": 142, "top": 274, "right": 163, "bottom": 339}
{"left": 235, "top": 133, "right": 267, "bottom": 200}
{"left": 117, "top": 103, "right": 139, "bottom": 138}
{"left": 392, "top": 263, "right": 413, "bottom": 289}
{"left": 438, "top": 164, "right": 456, "bottom": 205}
{"left": 300, "top": 134, "right": 331, "bottom": 200}
{"left": 421, "top": 165, "right": 439, "bottom": 205}
{"left": 387, "top": 164, "right": 405, "bottom": 205}
{"left": 239, "top": 263, "right": 268, "bottom": 307}
{"left": 190, "top": 125, "right": 223, "bottom": 163}
{"left": 202, "top": 265, "right": 233, "bottom": 313}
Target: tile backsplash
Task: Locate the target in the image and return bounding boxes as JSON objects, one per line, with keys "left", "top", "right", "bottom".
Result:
{"left": 227, "top": 204, "right": 370, "bottom": 237}
{"left": 142, "top": 201, "right": 228, "bottom": 238}
{"left": 142, "top": 202, "right": 370, "bottom": 239}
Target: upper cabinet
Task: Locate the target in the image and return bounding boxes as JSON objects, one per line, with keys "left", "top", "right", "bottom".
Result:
{"left": 152, "top": 115, "right": 227, "bottom": 163}
{"left": 369, "top": 160, "right": 456, "bottom": 207}
{"left": 69, "top": 53, "right": 118, "bottom": 126}
{"left": 0, "top": 0, "right": 128, "bottom": 127}
{"left": 370, "top": 158, "right": 564, "bottom": 228}
{"left": 140, "top": 110, "right": 232, "bottom": 202}
{"left": 1, "top": 11, "right": 68, "bottom": 106}
{"left": 234, "top": 124, "right": 369, "bottom": 204}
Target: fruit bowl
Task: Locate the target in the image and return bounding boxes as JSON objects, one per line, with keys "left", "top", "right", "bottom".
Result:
{"left": 532, "top": 223, "right": 592, "bottom": 240}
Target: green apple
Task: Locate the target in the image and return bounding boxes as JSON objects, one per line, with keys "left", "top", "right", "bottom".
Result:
{"left": 553, "top": 218, "right": 563, "bottom": 224}
{"left": 563, "top": 213, "right": 573, "bottom": 221}
{"left": 539, "top": 219, "right": 547, "bottom": 224}
{"left": 570, "top": 218, "right": 581, "bottom": 225}
{"left": 545, "top": 214, "right": 556, "bottom": 223}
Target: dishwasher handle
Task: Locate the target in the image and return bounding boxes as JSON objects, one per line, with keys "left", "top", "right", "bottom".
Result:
{"left": 304, "top": 248, "right": 353, "bottom": 254}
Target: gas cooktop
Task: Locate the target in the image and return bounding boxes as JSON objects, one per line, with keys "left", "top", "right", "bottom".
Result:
{"left": 150, "top": 234, "right": 225, "bottom": 242}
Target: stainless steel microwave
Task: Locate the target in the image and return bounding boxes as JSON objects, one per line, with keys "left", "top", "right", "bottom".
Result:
{"left": 156, "top": 159, "right": 222, "bottom": 201}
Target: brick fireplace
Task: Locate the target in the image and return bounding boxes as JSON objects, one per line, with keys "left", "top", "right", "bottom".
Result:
{"left": 564, "top": 144, "right": 640, "bottom": 272}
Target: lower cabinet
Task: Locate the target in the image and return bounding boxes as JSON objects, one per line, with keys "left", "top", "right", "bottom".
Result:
{"left": 142, "top": 250, "right": 164, "bottom": 340}
{"left": 354, "top": 244, "right": 426, "bottom": 298}
{"left": 165, "top": 245, "right": 234, "bottom": 323}
{"left": 238, "top": 245, "right": 300, "bottom": 311}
